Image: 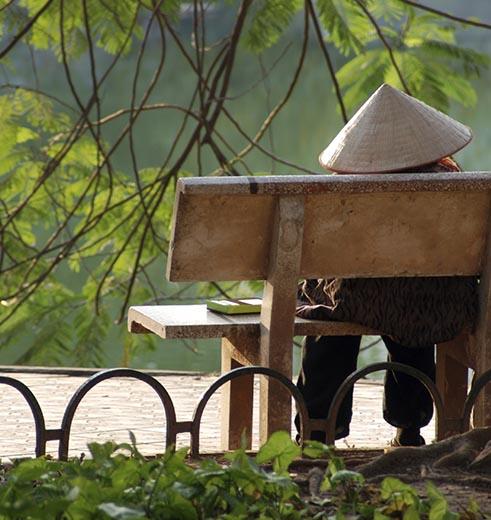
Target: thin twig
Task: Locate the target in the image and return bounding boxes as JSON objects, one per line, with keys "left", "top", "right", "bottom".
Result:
{"left": 126, "top": 0, "right": 166, "bottom": 249}
{"left": 212, "top": 4, "right": 313, "bottom": 175}
{"left": 0, "top": 0, "right": 55, "bottom": 60}
{"left": 400, "top": 0, "right": 491, "bottom": 30}
{"left": 306, "top": 0, "right": 348, "bottom": 123}
{"left": 360, "top": 337, "right": 383, "bottom": 352}
{"left": 355, "top": 0, "right": 411, "bottom": 95}
{"left": 201, "top": 0, "right": 252, "bottom": 144}
{"left": 0, "top": 0, "right": 15, "bottom": 13}
{"left": 258, "top": 55, "right": 277, "bottom": 173}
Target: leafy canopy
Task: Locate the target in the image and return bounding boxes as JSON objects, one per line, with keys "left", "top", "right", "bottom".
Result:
{"left": 0, "top": 0, "right": 489, "bottom": 366}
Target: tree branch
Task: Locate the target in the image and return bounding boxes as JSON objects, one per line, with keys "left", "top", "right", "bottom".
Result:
{"left": 0, "top": 0, "right": 55, "bottom": 60}
{"left": 306, "top": 0, "right": 348, "bottom": 123}
{"left": 400, "top": 0, "right": 491, "bottom": 30}
{"left": 355, "top": 0, "right": 411, "bottom": 95}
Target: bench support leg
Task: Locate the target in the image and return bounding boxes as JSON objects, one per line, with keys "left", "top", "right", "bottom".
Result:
{"left": 259, "top": 196, "right": 304, "bottom": 446}
{"left": 436, "top": 337, "right": 469, "bottom": 439}
{"left": 473, "top": 214, "right": 491, "bottom": 428}
{"left": 220, "top": 337, "right": 254, "bottom": 451}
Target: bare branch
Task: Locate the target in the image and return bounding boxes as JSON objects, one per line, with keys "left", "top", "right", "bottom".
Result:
{"left": 212, "top": 4, "right": 313, "bottom": 175}
{"left": 127, "top": 0, "right": 167, "bottom": 250}
{"left": 201, "top": 0, "right": 252, "bottom": 144}
{"left": 355, "top": 0, "right": 411, "bottom": 95}
{"left": 0, "top": 0, "right": 55, "bottom": 60}
{"left": 400, "top": 0, "right": 491, "bottom": 30}
{"left": 0, "top": 1, "right": 15, "bottom": 14}
{"left": 306, "top": 0, "right": 348, "bottom": 123}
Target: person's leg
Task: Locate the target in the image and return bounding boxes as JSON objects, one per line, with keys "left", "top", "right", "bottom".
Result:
{"left": 382, "top": 335, "right": 435, "bottom": 445}
{"left": 296, "top": 335, "right": 361, "bottom": 442}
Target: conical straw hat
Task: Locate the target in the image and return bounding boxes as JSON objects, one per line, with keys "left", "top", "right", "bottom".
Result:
{"left": 319, "top": 84, "right": 472, "bottom": 173}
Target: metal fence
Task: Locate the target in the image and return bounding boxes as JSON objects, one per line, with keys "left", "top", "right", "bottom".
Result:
{"left": 1, "top": 363, "right": 490, "bottom": 460}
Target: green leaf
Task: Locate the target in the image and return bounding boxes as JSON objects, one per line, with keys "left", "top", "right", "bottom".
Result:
{"left": 255, "top": 431, "right": 301, "bottom": 474}
{"left": 429, "top": 500, "right": 453, "bottom": 520}
{"left": 157, "top": 0, "right": 182, "bottom": 22}
{"left": 16, "top": 127, "right": 39, "bottom": 143}
{"left": 466, "top": 497, "right": 481, "bottom": 515}
{"left": 439, "top": 75, "right": 477, "bottom": 108}
{"left": 153, "top": 491, "right": 198, "bottom": 520}
{"left": 336, "top": 49, "right": 390, "bottom": 111}
{"left": 244, "top": 0, "right": 301, "bottom": 53}
{"left": 369, "top": 0, "right": 408, "bottom": 22}
{"left": 403, "top": 505, "right": 421, "bottom": 520}
{"left": 20, "top": 0, "right": 143, "bottom": 58}
{"left": 88, "top": 441, "right": 118, "bottom": 461}
{"left": 317, "top": 0, "right": 372, "bottom": 56}
{"left": 302, "top": 440, "right": 331, "bottom": 459}
{"left": 330, "top": 469, "right": 364, "bottom": 487}
{"left": 426, "top": 482, "right": 457, "bottom": 520}
{"left": 72, "top": 305, "right": 110, "bottom": 367}
{"left": 374, "top": 512, "right": 392, "bottom": 520}
{"left": 98, "top": 503, "right": 146, "bottom": 519}
{"left": 381, "top": 477, "right": 417, "bottom": 500}
{"left": 10, "top": 457, "right": 53, "bottom": 482}
{"left": 327, "top": 454, "right": 345, "bottom": 475}
{"left": 404, "top": 14, "right": 456, "bottom": 47}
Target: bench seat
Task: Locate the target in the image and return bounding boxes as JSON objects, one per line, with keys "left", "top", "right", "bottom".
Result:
{"left": 128, "top": 305, "right": 379, "bottom": 340}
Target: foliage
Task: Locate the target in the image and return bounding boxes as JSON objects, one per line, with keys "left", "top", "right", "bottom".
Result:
{"left": 244, "top": 0, "right": 303, "bottom": 53}
{"left": 335, "top": 6, "right": 491, "bottom": 111}
{"left": 0, "top": 1, "right": 490, "bottom": 366}
{"left": 0, "top": 431, "right": 485, "bottom": 519}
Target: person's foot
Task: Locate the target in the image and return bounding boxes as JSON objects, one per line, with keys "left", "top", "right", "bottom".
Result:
{"left": 391, "top": 427, "right": 426, "bottom": 447}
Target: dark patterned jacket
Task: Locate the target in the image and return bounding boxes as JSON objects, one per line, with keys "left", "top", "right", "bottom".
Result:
{"left": 297, "top": 276, "right": 478, "bottom": 347}
{"left": 296, "top": 158, "right": 478, "bottom": 348}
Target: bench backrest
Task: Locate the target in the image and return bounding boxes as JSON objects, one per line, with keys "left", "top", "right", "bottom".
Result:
{"left": 167, "top": 172, "right": 491, "bottom": 282}
{"left": 167, "top": 172, "right": 491, "bottom": 430}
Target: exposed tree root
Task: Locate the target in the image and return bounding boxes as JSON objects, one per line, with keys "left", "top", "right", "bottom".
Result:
{"left": 358, "top": 427, "right": 491, "bottom": 479}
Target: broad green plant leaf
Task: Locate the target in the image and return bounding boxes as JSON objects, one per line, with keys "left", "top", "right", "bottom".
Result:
{"left": 426, "top": 482, "right": 458, "bottom": 520}
{"left": 302, "top": 439, "right": 332, "bottom": 459}
{"left": 255, "top": 430, "right": 301, "bottom": 474}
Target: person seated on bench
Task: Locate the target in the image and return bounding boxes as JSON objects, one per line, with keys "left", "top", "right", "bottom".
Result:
{"left": 296, "top": 84, "right": 478, "bottom": 447}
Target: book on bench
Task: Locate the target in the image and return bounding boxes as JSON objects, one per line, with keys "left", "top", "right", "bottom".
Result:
{"left": 206, "top": 298, "right": 262, "bottom": 315}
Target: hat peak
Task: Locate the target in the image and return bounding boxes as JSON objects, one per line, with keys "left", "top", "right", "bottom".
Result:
{"left": 376, "top": 83, "right": 400, "bottom": 93}
{"left": 378, "top": 82, "right": 392, "bottom": 91}
{"left": 371, "top": 83, "right": 410, "bottom": 103}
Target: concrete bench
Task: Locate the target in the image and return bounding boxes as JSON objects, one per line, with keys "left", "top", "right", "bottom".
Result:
{"left": 129, "top": 172, "right": 491, "bottom": 449}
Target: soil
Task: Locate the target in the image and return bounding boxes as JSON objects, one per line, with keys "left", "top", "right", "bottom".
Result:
{"left": 290, "top": 428, "right": 491, "bottom": 514}
{"left": 195, "top": 430, "right": 491, "bottom": 514}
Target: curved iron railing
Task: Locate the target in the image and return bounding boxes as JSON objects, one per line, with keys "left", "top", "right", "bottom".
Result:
{"left": 1, "top": 364, "right": 490, "bottom": 459}
{"left": 0, "top": 376, "right": 47, "bottom": 457}
{"left": 462, "top": 368, "right": 491, "bottom": 430}
{"left": 58, "top": 368, "right": 178, "bottom": 460}
{"left": 189, "top": 366, "right": 310, "bottom": 457}
{"left": 323, "top": 362, "right": 445, "bottom": 444}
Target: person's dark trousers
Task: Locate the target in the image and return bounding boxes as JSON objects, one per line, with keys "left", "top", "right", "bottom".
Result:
{"left": 296, "top": 335, "right": 435, "bottom": 442}
{"left": 382, "top": 335, "right": 435, "bottom": 429}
